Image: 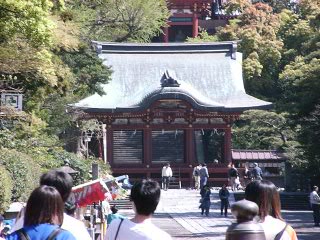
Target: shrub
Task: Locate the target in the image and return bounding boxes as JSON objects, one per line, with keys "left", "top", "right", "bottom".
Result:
{"left": 0, "top": 165, "right": 13, "bottom": 214}
{"left": 0, "top": 148, "right": 42, "bottom": 201}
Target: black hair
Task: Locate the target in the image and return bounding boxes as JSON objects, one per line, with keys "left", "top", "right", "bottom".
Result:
{"left": 24, "top": 185, "right": 64, "bottom": 226}
{"left": 111, "top": 206, "right": 118, "bottom": 214}
{"left": 130, "top": 179, "right": 160, "bottom": 216}
{"left": 40, "top": 170, "right": 73, "bottom": 202}
{"left": 65, "top": 201, "right": 77, "bottom": 216}
{"left": 313, "top": 186, "right": 318, "bottom": 191}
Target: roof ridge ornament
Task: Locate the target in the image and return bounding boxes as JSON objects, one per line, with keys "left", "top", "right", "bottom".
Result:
{"left": 160, "top": 70, "right": 180, "bottom": 87}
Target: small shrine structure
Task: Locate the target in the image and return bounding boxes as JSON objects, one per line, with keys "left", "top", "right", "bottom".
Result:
{"left": 73, "top": 42, "right": 272, "bottom": 186}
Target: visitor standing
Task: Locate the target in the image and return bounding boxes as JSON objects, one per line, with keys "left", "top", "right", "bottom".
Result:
{"left": 245, "top": 180, "right": 297, "bottom": 240}
{"left": 7, "top": 185, "right": 76, "bottom": 240}
{"left": 161, "top": 163, "right": 173, "bottom": 191}
{"left": 199, "top": 164, "right": 209, "bottom": 189}
{"left": 105, "top": 179, "right": 172, "bottom": 240}
{"left": 11, "top": 170, "right": 92, "bottom": 240}
{"left": 193, "top": 164, "right": 202, "bottom": 190}
{"left": 228, "top": 164, "right": 239, "bottom": 191}
{"left": 199, "top": 184, "right": 211, "bottom": 217}
{"left": 243, "top": 165, "right": 253, "bottom": 186}
{"left": 107, "top": 206, "right": 126, "bottom": 226}
{"left": 252, "top": 162, "right": 263, "bottom": 180}
{"left": 219, "top": 184, "right": 229, "bottom": 217}
{"left": 310, "top": 185, "right": 320, "bottom": 227}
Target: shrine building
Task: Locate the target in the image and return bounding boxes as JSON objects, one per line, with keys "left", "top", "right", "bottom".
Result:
{"left": 160, "top": 0, "right": 234, "bottom": 42}
{"left": 73, "top": 42, "right": 272, "bottom": 186}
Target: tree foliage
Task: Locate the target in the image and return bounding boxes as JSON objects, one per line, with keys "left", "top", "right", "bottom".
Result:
{"left": 217, "top": 2, "right": 283, "bottom": 99}
{"left": 0, "top": 165, "right": 12, "bottom": 214}
{"left": 0, "top": 0, "right": 54, "bottom": 46}
{"left": 69, "top": 0, "right": 170, "bottom": 42}
{"left": 216, "top": 0, "right": 320, "bottom": 178}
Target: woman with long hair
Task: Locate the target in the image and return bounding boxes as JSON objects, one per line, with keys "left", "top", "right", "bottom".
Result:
{"left": 7, "top": 185, "right": 75, "bottom": 240}
{"left": 245, "top": 180, "right": 297, "bottom": 240}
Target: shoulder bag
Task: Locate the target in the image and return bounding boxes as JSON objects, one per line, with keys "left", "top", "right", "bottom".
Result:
{"left": 114, "top": 218, "right": 124, "bottom": 240}
{"left": 18, "top": 227, "right": 65, "bottom": 240}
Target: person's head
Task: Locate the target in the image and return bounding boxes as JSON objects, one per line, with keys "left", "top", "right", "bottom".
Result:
{"left": 65, "top": 201, "right": 77, "bottom": 216}
{"left": 198, "top": 163, "right": 202, "bottom": 167}
{"left": 111, "top": 206, "right": 118, "bottom": 214}
{"left": 203, "top": 163, "right": 207, "bottom": 167}
{"left": 253, "top": 162, "right": 258, "bottom": 167}
{"left": 313, "top": 186, "right": 319, "bottom": 192}
{"left": 24, "top": 185, "right": 64, "bottom": 226}
{"left": 130, "top": 179, "right": 161, "bottom": 216}
{"left": 245, "top": 180, "right": 282, "bottom": 221}
{"left": 40, "top": 170, "right": 73, "bottom": 202}
{"left": 165, "top": 163, "right": 170, "bottom": 168}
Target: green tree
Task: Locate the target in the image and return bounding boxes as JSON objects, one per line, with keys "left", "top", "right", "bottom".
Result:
{"left": 187, "top": 30, "right": 218, "bottom": 42}
{"left": 0, "top": 165, "right": 12, "bottom": 213}
{"left": 69, "top": 0, "right": 170, "bottom": 42}
{"left": 217, "top": 2, "right": 283, "bottom": 99}
{"left": 232, "top": 110, "right": 301, "bottom": 166}
{"left": 0, "top": 0, "right": 54, "bottom": 46}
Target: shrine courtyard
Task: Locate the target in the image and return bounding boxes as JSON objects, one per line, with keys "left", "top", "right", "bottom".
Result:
{"left": 118, "top": 189, "right": 320, "bottom": 240}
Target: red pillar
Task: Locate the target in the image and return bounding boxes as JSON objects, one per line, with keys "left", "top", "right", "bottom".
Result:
{"left": 224, "top": 126, "right": 232, "bottom": 165}
{"left": 192, "top": 14, "right": 198, "bottom": 38}
{"left": 163, "top": 27, "right": 169, "bottom": 43}
{"left": 107, "top": 128, "right": 113, "bottom": 165}
{"left": 144, "top": 128, "right": 152, "bottom": 178}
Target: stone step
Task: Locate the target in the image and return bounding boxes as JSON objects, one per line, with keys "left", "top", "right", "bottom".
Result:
{"left": 234, "top": 192, "right": 311, "bottom": 210}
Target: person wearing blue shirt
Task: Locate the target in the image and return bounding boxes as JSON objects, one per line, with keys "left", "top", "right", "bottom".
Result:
{"left": 6, "top": 185, "right": 75, "bottom": 240}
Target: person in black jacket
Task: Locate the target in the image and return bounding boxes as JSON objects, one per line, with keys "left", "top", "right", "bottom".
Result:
{"left": 200, "top": 185, "right": 211, "bottom": 217}
{"left": 219, "top": 184, "right": 230, "bottom": 217}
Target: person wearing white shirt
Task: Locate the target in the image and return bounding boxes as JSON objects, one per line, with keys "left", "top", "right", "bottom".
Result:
{"left": 310, "top": 185, "right": 320, "bottom": 227}
{"left": 161, "top": 163, "right": 173, "bottom": 191}
{"left": 106, "top": 179, "right": 172, "bottom": 240}
{"left": 11, "top": 170, "right": 92, "bottom": 240}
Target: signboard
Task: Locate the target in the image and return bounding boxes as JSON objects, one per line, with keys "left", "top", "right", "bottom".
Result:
{"left": 69, "top": 179, "right": 110, "bottom": 207}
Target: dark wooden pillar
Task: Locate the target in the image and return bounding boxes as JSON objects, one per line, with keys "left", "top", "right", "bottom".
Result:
{"left": 144, "top": 128, "right": 152, "bottom": 178}
{"left": 186, "top": 128, "right": 194, "bottom": 187}
{"left": 163, "top": 27, "right": 169, "bottom": 43}
{"left": 224, "top": 126, "right": 232, "bottom": 165}
{"left": 107, "top": 128, "right": 113, "bottom": 164}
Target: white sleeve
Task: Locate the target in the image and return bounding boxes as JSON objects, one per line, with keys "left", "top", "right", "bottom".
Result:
{"left": 105, "top": 219, "right": 120, "bottom": 240}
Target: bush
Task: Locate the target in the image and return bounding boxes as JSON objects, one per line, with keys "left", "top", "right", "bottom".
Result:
{"left": 0, "top": 148, "right": 42, "bottom": 201}
{"left": 0, "top": 165, "right": 13, "bottom": 214}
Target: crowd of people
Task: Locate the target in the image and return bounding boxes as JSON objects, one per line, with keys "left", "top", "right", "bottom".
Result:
{"left": 1, "top": 164, "right": 319, "bottom": 240}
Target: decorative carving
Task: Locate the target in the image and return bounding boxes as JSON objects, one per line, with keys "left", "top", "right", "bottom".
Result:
{"left": 160, "top": 70, "right": 180, "bottom": 87}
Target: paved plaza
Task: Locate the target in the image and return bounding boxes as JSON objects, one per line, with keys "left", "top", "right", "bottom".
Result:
{"left": 120, "top": 189, "right": 320, "bottom": 240}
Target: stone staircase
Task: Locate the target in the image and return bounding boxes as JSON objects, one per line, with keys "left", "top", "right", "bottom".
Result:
{"left": 109, "top": 197, "right": 132, "bottom": 210}
{"left": 233, "top": 192, "right": 311, "bottom": 210}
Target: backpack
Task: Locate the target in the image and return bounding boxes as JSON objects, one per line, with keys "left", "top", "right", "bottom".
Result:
{"left": 17, "top": 227, "right": 65, "bottom": 240}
